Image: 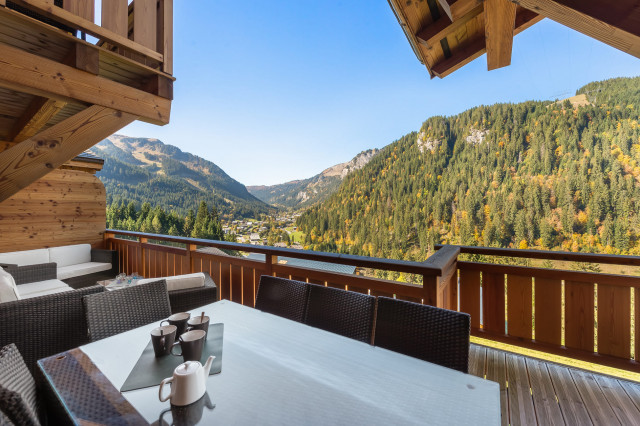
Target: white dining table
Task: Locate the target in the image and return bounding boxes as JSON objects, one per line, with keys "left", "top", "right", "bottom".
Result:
{"left": 81, "top": 300, "right": 500, "bottom": 425}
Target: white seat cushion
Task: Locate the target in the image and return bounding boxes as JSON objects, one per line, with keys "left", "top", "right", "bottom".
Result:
{"left": 0, "top": 249, "right": 49, "bottom": 267}
{"left": 137, "top": 273, "right": 206, "bottom": 292}
{"left": 49, "top": 244, "right": 92, "bottom": 268}
{"left": 0, "top": 267, "right": 20, "bottom": 303}
{"left": 57, "top": 262, "right": 112, "bottom": 280}
{"left": 16, "top": 279, "right": 71, "bottom": 299}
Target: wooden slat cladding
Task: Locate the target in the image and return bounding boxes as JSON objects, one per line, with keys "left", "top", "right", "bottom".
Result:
{"left": 482, "top": 272, "right": 505, "bottom": 334}
{"left": 0, "top": 169, "right": 105, "bottom": 251}
{"left": 459, "top": 268, "right": 481, "bottom": 329}
{"left": 564, "top": 280, "right": 595, "bottom": 353}
{"left": 534, "top": 277, "right": 562, "bottom": 346}
{"left": 506, "top": 274, "right": 532, "bottom": 339}
{"left": 598, "top": 284, "right": 631, "bottom": 359}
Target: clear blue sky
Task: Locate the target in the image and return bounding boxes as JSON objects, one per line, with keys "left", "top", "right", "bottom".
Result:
{"left": 120, "top": 1, "right": 640, "bottom": 186}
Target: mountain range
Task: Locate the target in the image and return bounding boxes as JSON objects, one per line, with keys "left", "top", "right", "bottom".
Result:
{"left": 247, "top": 149, "right": 379, "bottom": 208}
{"left": 90, "top": 135, "right": 272, "bottom": 219}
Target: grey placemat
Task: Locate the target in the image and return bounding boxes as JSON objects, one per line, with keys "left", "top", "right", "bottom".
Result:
{"left": 121, "top": 323, "right": 224, "bottom": 392}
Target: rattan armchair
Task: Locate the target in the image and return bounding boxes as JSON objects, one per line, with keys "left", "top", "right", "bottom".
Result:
{"left": 0, "top": 344, "right": 41, "bottom": 426}
{"left": 83, "top": 280, "right": 171, "bottom": 341}
{"left": 255, "top": 276, "right": 310, "bottom": 322}
{"left": 374, "top": 297, "right": 471, "bottom": 373}
{"left": 0, "top": 285, "right": 105, "bottom": 375}
{"left": 304, "top": 284, "right": 376, "bottom": 343}
{"left": 168, "top": 273, "right": 218, "bottom": 313}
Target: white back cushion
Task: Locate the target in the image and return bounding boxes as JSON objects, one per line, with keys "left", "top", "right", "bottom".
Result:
{"left": 137, "top": 273, "right": 205, "bottom": 292}
{"left": 0, "top": 267, "right": 19, "bottom": 302}
{"left": 49, "top": 244, "right": 91, "bottom": 268}
{"left": 0, "top": 249, "right": 49, "bottom": 267}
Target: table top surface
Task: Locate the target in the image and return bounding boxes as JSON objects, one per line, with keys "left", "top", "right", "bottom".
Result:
{"left": 81, "top": 300, "right": 500, "bottom": 425}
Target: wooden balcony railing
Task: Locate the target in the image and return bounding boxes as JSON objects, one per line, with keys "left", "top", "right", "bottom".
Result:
{"left": 436, "top": 244, "right": 640, "bottom": 373}
{"left": 8, "top": 0, "right": 173, "bottom": 73}
{"left": 104, "top": 230, "right": 640, "bottom": 373}
{"left": 104, "top": 229, "right": 459, "bottom": 310}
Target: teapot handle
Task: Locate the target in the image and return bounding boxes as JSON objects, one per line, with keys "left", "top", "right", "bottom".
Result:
{"left": 159, "top": 377, "right": 174, "bottom": 402}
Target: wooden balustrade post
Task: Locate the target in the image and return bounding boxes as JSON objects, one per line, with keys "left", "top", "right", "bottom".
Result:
{"left": 422, "top": 245, "right": 460, "bottom": 309}
{"left": 104, "top": 232, "right": 115, "bottom": 250}
{"left": 265, "top": 254, "right": 276, "bottom": 277}
{"left": 139, "top": 237, "right": 147, "bottom": 277}
{"left": 187, "top": 244, "right": 197, "bottom": 273}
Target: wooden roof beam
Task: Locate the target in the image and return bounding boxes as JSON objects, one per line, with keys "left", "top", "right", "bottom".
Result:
{"left": 514, "top": 0, "right": 640, "bottom": 58}
{"left": 485, "top": 0, "right": 517, "bottom": 70}
{"left": 417, "top": 4, "right": 484, "bottom": 48}
{"left": 437, "top": 0, "right": 483, "bottom": 22}
{"left": 432, "top": 7, "right": 542, "bottom": 77}
{"left": 0, "top": 42, "right": 170, "bottom": 125}
{"left": 0, "top": 105, "right": 135, "bottom": 202}
{"left": 8, "top": 97, "right": 67, "bottom": 143}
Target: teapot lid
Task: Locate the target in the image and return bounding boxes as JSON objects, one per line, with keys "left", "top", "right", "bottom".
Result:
{"left": 175, "top": 361, "right": 200, "bottom": 375}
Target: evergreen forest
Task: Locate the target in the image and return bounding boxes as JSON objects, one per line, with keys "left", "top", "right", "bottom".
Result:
{"left": 106, "top": 200, "right": 226, "bottom": 241}
{"left": 296, "top": 77, "right": 640, "bottom": 264}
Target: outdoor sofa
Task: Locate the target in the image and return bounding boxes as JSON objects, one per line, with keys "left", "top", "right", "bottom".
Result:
{"left": 0, "top": 244, "right": 117, "bottom": 299}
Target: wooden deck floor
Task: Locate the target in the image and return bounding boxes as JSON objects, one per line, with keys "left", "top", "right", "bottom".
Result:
{"left": 470, "top": 345, "right": 640, "bottom": 425}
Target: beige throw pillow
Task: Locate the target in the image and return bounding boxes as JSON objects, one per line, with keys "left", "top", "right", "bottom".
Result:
{"left": 0, "top": 267, "right": 20, "bottom": 303}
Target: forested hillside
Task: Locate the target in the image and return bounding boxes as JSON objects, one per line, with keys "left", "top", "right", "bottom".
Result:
{"left": 91, "top": 135, "right": 272, "bottom": 220}
{"left": 297, "top": 76, "right": 640, "bottom": 262}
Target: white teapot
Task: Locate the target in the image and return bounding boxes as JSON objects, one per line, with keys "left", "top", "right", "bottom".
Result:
{"left": 159, "top": 356, "right": 215, "bottom": 406}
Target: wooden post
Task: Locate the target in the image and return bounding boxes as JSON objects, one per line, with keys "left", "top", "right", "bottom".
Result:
{"left": 265, "top": 254, "right": 276, "bottom": 277}
{"left": 422, "top": 245, "right": 460, "bottom": 308}
{"left": 158, "top": 0, "right": 173, "bottom": 74}
{"left": 139, "top": 237, "right": 147, "bottom": 277}
{"left": 187, "top": 244, "right": 197, "bottom": 273}
{"left": 104, "top": 232, "right": 115, "bottom": 250}
{"left": 422, "top": 274, "right": 437, "bottom": 306}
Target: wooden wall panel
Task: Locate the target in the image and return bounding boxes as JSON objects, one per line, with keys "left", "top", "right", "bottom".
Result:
{"left": 0, "top": 169, "right": 105, "bottom": 251}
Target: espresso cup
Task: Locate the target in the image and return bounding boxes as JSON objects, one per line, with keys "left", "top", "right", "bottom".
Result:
{"left": 150, "top": 325, "right": 177, "bottom": 358}
{"left": 186, "top": 315, "right": 210, "bottom": 338}
{"left": 160, "top": 312, "right": 191, "bottom": 336}
{"left": 171, "top": 330, "right": 206, "bottom": 362}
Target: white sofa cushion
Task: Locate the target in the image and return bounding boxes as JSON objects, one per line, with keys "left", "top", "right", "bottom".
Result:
{"left": 137, "top": 272, "right": 206, "bottom": 292}
{"left": 57, "top": 262, "right": 112, "bottom": 280}
{"left": 49, "top": 244, "right": 92, "bottom": 268}
{"left": 0, "top": 267, "right": 20, "bottom": 303}
{"left": 16, "top": 279, "right": 71, "bottom": 299}
{"left": 0, "top": 249, "right": 49, "bottom": 267}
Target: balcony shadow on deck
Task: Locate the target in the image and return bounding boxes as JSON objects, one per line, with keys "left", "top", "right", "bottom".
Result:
{"left": 470, "top": 344, "right": 640, "bottom": 425}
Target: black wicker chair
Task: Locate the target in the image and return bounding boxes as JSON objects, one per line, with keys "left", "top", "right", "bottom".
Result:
{"left": 83, "top": 280, "right": 171, "bottom": 341}
{"left": 0, "top": 285, "right": 105, "bottom": 375}
{"left": 168, "top": 273, "right": 218, "bottom": 313}
{"left": 255, "top": 276, "right": 310, "bottom": 322}
{"left": 304, "top": 285, "right": 376, "bottom": 343}
{"left": 374, "top": 297, "right": 471, "bottom": 373}
{"left": 0, "top": 344, "right": 41, "bottom": 426}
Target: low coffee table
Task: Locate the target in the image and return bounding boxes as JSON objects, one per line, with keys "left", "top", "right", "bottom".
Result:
{"left": 97, "top": 275, "right": 142, "bottom": 291}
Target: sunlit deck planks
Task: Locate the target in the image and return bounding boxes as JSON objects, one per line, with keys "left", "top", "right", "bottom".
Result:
{"left": 470, "top": 345, "right": 640, "bottom": 425}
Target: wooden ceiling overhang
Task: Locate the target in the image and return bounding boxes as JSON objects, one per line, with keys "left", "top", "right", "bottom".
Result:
{"left": 388, "top": 0, "right": 640, "bottom": 78}
{"left": 0, "top": 0, "right": 174, "bottom": 203}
